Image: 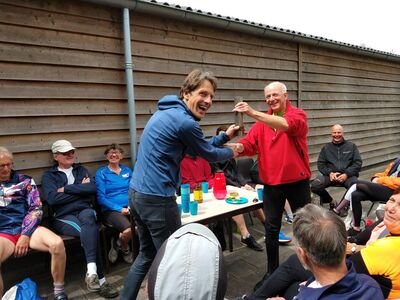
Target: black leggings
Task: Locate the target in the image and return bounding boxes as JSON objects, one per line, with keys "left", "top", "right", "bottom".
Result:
{"left": 351, "top": 180, "right": 393, "bottom": 227}
{"left": 263, "top": 179, "right": 310, "bottom": 274}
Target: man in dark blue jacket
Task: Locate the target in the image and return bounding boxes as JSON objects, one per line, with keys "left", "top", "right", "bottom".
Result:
{"left": 240, "top": 204, "right": 383, "bottom": 300}
{"left": 42, "top": 140, "right": 118, "bottom": 298}
{"left": 121, "top": 70, "right": 239, "bottom": 299}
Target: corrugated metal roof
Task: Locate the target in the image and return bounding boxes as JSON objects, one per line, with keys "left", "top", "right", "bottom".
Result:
{"left": 155, "top": 0, "right": 399, "bottom": 59}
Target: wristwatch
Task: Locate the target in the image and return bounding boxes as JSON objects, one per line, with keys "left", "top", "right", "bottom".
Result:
{"left": 351, "top": 245, "right": 357, "bottom": 254}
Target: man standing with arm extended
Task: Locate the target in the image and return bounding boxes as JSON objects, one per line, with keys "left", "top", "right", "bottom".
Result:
{"left": 233, "top": 82, "right": 311, "bottom": 275}
{"left": 121, "top": 70, "right": 238, "bottom": 299}
{"left": 311, "top": 124, "right": 362, "bottom": 207}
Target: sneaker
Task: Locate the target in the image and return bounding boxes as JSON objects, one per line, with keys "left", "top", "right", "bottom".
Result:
{"left": 347, "top": 226, "right": 361, "bottom": 237}
{"left": 278, "top": 231, "right": 292, "bottom": 244}
{"left": 241, "top": 235, "right": 263, "bottom": 251}
{"left": 98, "top": 282, "right": 119, "bottom": 298}
{"left": 284, "top": 212, "right": 293, "bottom": 224}
{"left": 54, "top": 292, "right": 68, "bottom": 300}
{"left": 108, "top": 237, "right": 118, "bottom": 264}
{"left": 85, "top": 274, "right": 100, "bottom": 291}
{"left": 122, "top": 249, "right": 133, "bottom": 264}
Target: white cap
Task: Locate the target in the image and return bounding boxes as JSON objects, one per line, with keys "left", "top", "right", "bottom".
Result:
{"left": 51, "top": 140, "right": 76, "bottom": 154}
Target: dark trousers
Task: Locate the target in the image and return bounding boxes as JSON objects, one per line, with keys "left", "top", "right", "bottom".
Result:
{"left": 247, "top": 254, "right": 311, "bottom": 300}
{"left": 310, "top": 174, "right": 357, "bottom": 204}
{"left": 351, "top": 180, "right": 393, "bottom": 227}
{"left": 121, "top": 190, "right": 181, "bottom": 300}
{"left": 53, "top": 208, "right": 104, "bottom": 278}
{"left": 263, "top": 179, "right": 310, "bottom": 274}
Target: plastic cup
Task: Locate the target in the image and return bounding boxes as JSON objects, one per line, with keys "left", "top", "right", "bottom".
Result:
{"left": 257, "top": 188, "right": 263, "bottom": 201}
{"left": 181, "top": 184, "right": 190, "bottom": 213}
{"left": 201, "top": 182, "right": 209, "bottom": 193}
{"left": 177, "top": 204, "right": 182, "bottom": 218}
{"left": 189, "top": 201, "right": 198, "bottom": 216}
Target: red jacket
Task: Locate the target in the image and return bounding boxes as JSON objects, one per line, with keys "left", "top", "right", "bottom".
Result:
{"left": 239, "top": 100, "right": 311, "bottom": 185}
{"left": 180, "top": 155, "right": 214, "bottom": 191}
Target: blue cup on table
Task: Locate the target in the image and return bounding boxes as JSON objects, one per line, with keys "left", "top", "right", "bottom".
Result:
{"left": 177, "top": 204, "right": 182, "bottom": 217}
{"left": 189, "top": 201, "right": 198, "bottom": 215}
{"left": 181, "top": 183, "right": 190, "bottom": 213}
{"left": 201, "top": 182, "right": 209, "bottom": 193}
{"left": 257, "top": 188, "right": 263, "bottom": 201}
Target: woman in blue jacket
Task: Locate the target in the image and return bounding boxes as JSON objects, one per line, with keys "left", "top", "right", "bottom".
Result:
{"left": 96, "top": 143, "right": 133, "bottom": 264}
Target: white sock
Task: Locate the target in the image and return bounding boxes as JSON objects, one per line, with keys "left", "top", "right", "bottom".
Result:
{"left": 99, "top": 277, "right": 106, "bottom": 286}
{"left": 87, "top": 262, "right": 97, "bottom": 276}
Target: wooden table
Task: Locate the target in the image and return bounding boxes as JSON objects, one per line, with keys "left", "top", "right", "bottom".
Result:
{"left": 177, "top": 185, "right": 263, "bottom": 251}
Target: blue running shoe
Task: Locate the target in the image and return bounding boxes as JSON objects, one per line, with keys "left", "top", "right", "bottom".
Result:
{"left": 278, "top": 231, "right": 292, "bottom": 244}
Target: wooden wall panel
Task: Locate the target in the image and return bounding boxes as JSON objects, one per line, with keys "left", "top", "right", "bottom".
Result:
{"left": 0, "top": 0, "right": 399, "bottom": 186}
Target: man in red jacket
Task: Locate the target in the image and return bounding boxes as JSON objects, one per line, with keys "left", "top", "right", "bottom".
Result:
{"left": 233, "top": 81, "right": 311, "bottom": 274}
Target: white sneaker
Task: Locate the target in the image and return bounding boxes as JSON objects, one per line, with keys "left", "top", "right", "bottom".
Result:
{"left": 108, "top": 237, "right": 118, "bottom": 263}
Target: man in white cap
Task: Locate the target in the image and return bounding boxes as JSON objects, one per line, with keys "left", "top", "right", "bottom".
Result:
{"left": 147, "top": 223, "right": 227, "bottom": 300}
{"left": 41, "top": 140, "right": 118, "bottom": 298}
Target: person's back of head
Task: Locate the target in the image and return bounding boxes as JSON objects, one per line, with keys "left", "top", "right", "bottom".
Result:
{"left": 293, "top": 204, "right": 347, "bottom": 268}
{"left": 148, "top": 223, "right": 227, "bottom": 300}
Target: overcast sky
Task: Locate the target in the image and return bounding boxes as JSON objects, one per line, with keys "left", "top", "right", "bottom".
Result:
{"left": 168, "top": 0, "right": 400, "bottom": 55}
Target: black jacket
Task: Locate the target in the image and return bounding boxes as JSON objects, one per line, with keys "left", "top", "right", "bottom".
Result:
{"left": 317, "top": 139, "right": 362, "bottom": 177}
{"left": 41, "top": 163, "right": 96, "bottom": 217}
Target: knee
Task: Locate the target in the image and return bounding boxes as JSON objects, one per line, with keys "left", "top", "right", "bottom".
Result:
{"left": 310, "top": 180, "right": 323, "bottom": 192}
{"left": 49, "top": 236, "right": 66, "bottom": 257}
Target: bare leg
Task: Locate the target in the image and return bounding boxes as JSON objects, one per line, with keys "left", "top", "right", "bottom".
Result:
{"left": 232, "top": 214, "right": 250, "bottom": 236}
{"left": 284, "top": 200, "right": 292, "bottom": 215}
{"left": 30, "top": 227, "right": 66, "bottom": 284}
{"left": 254, "top": 208, "right": 266, "bottom": 224}
{"left": 119, "top": 228, "right": 132, "bottom": 251}
{"left": 0, "top": 237, "right": 16, "bottom": 297}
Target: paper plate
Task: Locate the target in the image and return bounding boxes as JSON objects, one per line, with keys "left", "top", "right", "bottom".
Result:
{"left": 225, "top": 197, "right": 248, "bottom": 204}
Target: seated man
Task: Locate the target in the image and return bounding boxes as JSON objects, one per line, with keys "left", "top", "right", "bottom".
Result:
{"left": 240, "top": 194, "right": 400, "bottom": 300}
{"left": 311, "top": 124, "right": 362, "bottom": 208}
{"left": 0, "top": 147, "right": 67, "bottom": 300}
{"left": 181, "top": 154, "right": 264, "bottom": 251}
{"left": 41, "top": 140, "right": 118, "bottom": 298}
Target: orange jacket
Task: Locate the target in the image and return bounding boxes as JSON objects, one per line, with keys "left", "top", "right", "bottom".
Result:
{"left": 373, "top": 159, "right": 400, "bottom": 190}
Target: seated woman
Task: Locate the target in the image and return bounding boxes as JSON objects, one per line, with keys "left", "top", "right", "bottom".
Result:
{"left": 239, "top": 192, "right": 400, "bottom": 300}
{"left": 334, "top": 156, "right": 400, "bottom": 236}
{"left": 96, "top": 143, "right": 133, "bottom": 264}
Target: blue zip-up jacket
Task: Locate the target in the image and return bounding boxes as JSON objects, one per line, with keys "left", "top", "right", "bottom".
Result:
{"left": 130, "top": 95, "right": 234, "bottom": 197}
{"left": 0, "top": 170, "right": 42, "bottom": 236}
{"left": 295, "top": 261, "right": 384, "bottom": 300}
{"left": 96, "top": 164, "right": 132, "bottom": 212}
{"left": 41, "top": 163, "right": 96, "bottom": 217}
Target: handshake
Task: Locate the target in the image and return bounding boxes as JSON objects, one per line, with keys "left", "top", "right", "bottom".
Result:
{"left": 225, "top": 143, "right": 244, "bottom": 157}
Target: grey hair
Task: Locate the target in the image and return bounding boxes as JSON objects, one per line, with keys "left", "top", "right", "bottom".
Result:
{"left": 293, "top": 204, "right": 347, "bottom": 267}
{"left": 265, "top": 82, "right": 287, "bottom": 93}
{"left": 0, "top": 147, "right": 13, "bottom": 160}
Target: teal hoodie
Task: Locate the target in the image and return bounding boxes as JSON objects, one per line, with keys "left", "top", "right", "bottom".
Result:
{"left": 130, "top": 95, "right": 233, "bottom": 197}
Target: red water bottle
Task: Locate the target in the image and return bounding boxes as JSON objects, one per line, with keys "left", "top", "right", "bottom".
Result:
{"left": 213, "top": 171, "right": 227, "bottom": 200}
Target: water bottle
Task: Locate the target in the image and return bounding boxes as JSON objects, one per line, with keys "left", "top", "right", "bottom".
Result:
{"left": 213, "top": 171, "right": 227, "bottom": 200}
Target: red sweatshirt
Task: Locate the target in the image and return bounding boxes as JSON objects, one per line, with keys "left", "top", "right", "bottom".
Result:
{"left": 180, "top": 155, "right": 214, "bottom": 191}
{"left": 238, "top": 100, "right": 311, "bottom": 185}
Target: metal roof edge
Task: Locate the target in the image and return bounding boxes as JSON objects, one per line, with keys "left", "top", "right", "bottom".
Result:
{"left": 80, "top": 0, "right": 400, "bottom": 63}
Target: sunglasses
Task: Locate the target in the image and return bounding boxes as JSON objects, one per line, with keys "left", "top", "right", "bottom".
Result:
{"left": 57, "top": 150, "right": 75, "bottom": 156}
